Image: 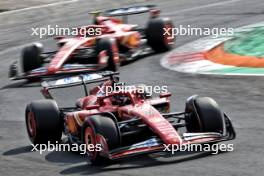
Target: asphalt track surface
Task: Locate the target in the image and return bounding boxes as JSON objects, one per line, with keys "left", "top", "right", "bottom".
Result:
{"left": 0, "top": 0, "right": 264, "bottom": 175}
{"left": 0, "top": 0, "right": 67, "bottom": 11}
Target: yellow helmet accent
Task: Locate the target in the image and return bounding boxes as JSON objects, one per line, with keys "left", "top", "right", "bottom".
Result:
{"left": 89, "top": 10, "right": 102, "bottom": 17}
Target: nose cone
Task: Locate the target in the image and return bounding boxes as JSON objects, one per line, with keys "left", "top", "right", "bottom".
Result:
{"left": 47, "top": 66, "right": 57, "bottom": 74}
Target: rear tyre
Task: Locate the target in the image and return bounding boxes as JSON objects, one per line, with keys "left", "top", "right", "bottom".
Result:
{"left": 83, "top": 115, "right": 120, "bottom": 165}
{"left": 21, "top": 43, "right": 43, "bottom": 73}
{"left": 185, "top": 96, "right": 224, "bottom": 133}
{"left": 96, "top": 38, "right": 119, "bottom": 71}
{"left": 25, "top": 100, "right": 62, "bottom": 145}
{"left": 145, "top": 18, "right": 174, "bottom": 52}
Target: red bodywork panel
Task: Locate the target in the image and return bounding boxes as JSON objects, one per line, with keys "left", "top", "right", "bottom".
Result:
{"left": 48, "top": 38, "right": 94, "bottom": 74}
{"left": 126, "top": 104, "right": 182, "bottom": 144}
{"left": 46, "top": 17, "right": 140, "bottom": 74}
{"left": 66, "top": 80, "right": 177, "bottom": 146}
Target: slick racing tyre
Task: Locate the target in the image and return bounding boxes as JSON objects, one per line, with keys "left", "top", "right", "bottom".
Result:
{"left": 25, "top": 100, "right": 62, "bottom": 145}
{"left": 146, "top": 18, "right": 174, "bottom": 52}
{"left": 96, "top": 38, "right": 119, "bottom": 72}
{"left": 21, "top": 43, "right": 43, "bottom": 73}
{"left": 185, "top": 96, "right": 224, "bottom": 133}
{"left": 82, "top": 115, "right": 120, "bottom": 165}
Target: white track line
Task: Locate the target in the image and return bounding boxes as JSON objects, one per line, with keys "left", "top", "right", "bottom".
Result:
{"left": 0, "top": 0, "right": 79, "bottom": 16}
{"left": 164, "top": 0, "right": 242, "bottom": 15}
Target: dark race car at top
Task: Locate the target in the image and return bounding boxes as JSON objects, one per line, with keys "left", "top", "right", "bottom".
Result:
{"left": 9, "top": 5, "right": 175, "bottom": 81}
{"left": 25, "top": 71, "right": 235, "bottom": 165}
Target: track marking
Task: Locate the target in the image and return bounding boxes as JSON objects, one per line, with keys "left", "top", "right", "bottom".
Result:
{"left": 164, "top": 0, "right": 242, "bottom": 15}
{"left": 161, "top": 22, "right": 264, "bottom": 76}
{"left": 0, "top": 0, "right": 79, "bottom": 16}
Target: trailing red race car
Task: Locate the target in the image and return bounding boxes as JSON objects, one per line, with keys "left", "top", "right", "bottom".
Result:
{"left": 9, "top": 5, "right": 175, "bottom": 81}
{"left": 25, "top": 71, "right": 235, "bottom": 165}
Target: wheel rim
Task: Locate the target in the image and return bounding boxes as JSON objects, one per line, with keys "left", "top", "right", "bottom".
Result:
{"left": 163, "top": 23, "right": 174, "bottom": 45}
{"left": 84, "top": 127, "right": 97, "bottom": 160}
{"left": 27, "top": 111, "right": 36, "bottom": 140}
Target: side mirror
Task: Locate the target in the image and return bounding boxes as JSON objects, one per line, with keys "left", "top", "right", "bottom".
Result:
{"left": 85, "top": 104, "right": 100, "bottom": 110}
{"left": 159, "top": 92, "right": 172, "bottom": 98}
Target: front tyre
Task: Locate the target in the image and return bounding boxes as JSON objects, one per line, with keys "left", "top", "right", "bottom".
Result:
{"left": 82, "top": 115, "right": 120, "bottom": 165}
{"left": 146, "top": 18, "right": 175, "bottom": 52}
{"left": 21, "top": 43, "right": 43, "bottom": 73}
{"left": 25, "top": 100, "right": 62, "bottom": 145}
{"left": 185, "top": 96, "right": 224, "bottom": 133}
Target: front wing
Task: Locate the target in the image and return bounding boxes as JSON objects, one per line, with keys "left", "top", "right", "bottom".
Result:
{"left": 104, "top": 115, "right": 235, "bottom": 160}
{"left": 9, "top": 64, "right": 106, "bottom": 81}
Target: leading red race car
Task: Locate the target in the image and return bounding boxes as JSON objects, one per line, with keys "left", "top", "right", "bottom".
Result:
{"left": 25, "top": 72, "right": 235, "bottom": 165}
{"left": 9, "top": 5, "right": 174, "bottom": 81}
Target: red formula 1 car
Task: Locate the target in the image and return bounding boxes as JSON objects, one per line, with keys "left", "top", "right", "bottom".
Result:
{"left": 25, "top": 72, "right": 235, "bottom": 164}
{"left": 9, "top": 5, "right": 174, "bottom": 81}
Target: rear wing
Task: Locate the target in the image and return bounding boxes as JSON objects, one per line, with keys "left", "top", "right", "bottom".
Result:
{"left": 104, "top": 5, "right": 156, "bottom": 16}
{"left": 41, "top": 71, "right": 119, "bottom": 99}
{"left": 103, "top": 5, "right": 160, "bottom": 21}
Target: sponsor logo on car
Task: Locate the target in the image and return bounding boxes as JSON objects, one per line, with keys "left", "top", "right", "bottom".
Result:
{"left": 129, "top": 138, "right": 159, "bottom": 149}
